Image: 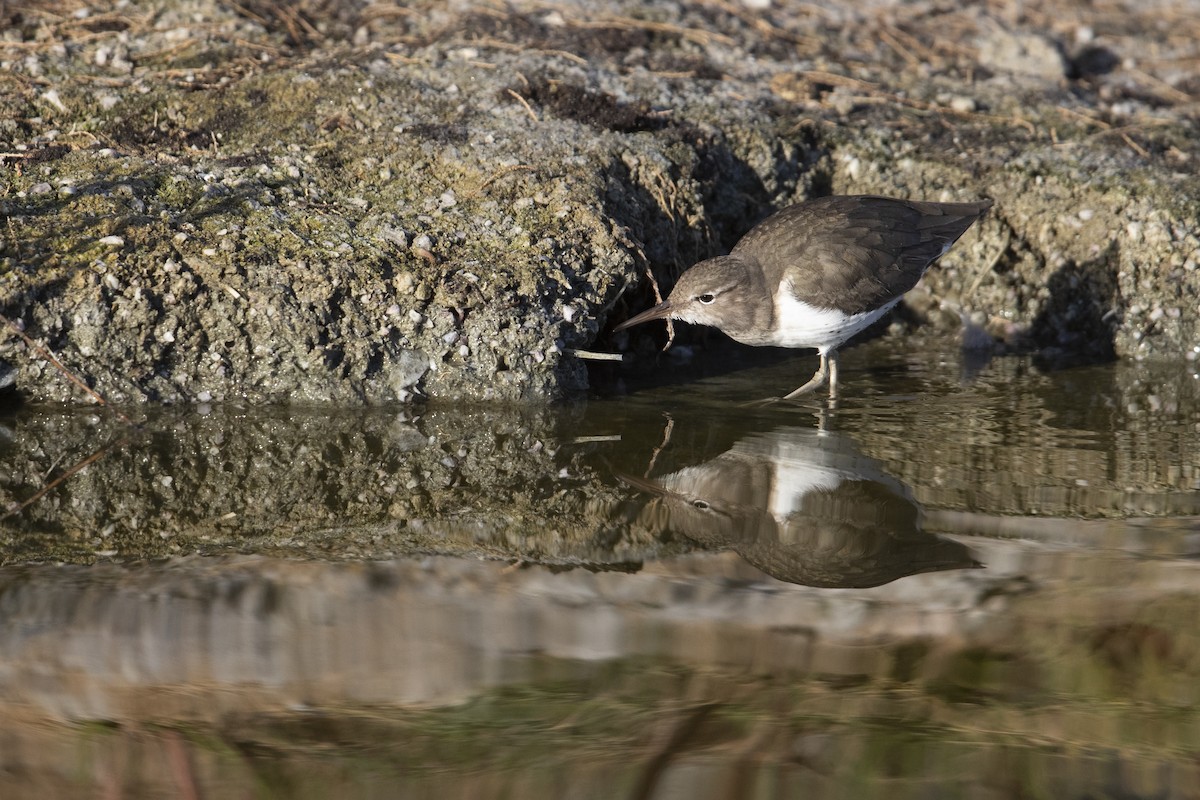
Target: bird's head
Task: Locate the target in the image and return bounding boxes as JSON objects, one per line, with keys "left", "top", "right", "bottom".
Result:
{"left": 614, "top": 256, "right": 754, "bottom": 334}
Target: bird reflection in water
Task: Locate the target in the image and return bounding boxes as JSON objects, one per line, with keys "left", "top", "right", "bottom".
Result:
{"left": 621, "top": 426, "right": 981, "bottom": 588}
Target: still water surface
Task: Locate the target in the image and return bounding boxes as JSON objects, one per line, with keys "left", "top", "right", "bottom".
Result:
{"left": 1, "top": 341, "right": 1198, "bottom": 798}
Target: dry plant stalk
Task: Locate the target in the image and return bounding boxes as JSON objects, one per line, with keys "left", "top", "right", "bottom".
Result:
{"left": 0, "top": 313, "right": 138, "bottom": 521}
{"left": 0, "top": 312, "right": 131, "bottom": 422}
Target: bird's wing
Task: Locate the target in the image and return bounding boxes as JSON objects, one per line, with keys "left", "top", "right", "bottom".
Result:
{"left": 733, "top": 195, "right": 991, "bottom": 314}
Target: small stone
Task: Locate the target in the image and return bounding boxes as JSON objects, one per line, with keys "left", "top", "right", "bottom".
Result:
{"left": 948, "top": 96, "right": 977, "bottom": 113}
{"left": 843, "top": 155, "right": 863, "bottom": 181}
{"left": 40, "top": 89, "right": 67, "bottom": 112}
{"left": 381, "top": 227, "right": 408, "bottom": 248}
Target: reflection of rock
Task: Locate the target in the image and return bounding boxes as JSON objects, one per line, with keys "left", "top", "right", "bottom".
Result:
{"left": 0, "top": 405, "right": 628, "bottom": 566}
{"left": 623, "top": 427, "right": 980, "bottom": 588}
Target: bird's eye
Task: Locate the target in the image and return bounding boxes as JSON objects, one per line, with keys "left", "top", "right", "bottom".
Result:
{"left": 692, "top": 499, "right": 710, "bottom": 510}
{"left": 698, "top": 293, "right": 716, "bottom": 305}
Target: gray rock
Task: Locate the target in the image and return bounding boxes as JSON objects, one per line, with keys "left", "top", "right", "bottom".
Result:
{"left": 1, "top": 0, "right": 1198, "bottom": 403}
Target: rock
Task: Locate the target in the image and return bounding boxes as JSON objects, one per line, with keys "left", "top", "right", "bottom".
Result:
{"left": 976, "top": 24, "right": 1067, "bottom": 79}
{"left": 0, "top": 0, "right": 1198, "bottom": 403}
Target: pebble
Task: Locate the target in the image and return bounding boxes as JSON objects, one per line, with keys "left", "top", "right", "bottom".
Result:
{"left": 381, "top": 228, "right": 408, "bottom": 248}
{"left": 949, "top": 96, "right": 977, "bottom": 113}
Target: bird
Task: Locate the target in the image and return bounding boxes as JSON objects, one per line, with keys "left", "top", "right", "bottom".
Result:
{"left": 619, "top": 426, "right": 982, "bottom": 588}
{"left": 614, "top": 194, "right": 992, "bottom": 399}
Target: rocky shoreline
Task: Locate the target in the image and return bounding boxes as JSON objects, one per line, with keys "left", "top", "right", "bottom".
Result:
{"left": 2, "top": 0, "right": 1198, "bottom": 403}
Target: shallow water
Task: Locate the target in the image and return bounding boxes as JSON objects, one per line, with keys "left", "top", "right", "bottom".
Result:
{"left": 2, "top": 340, "right": 1199, "bottom": 798}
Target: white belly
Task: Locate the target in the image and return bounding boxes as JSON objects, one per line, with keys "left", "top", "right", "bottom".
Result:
{"left": 772, "top": 286, "right": 900, "bottom": 351}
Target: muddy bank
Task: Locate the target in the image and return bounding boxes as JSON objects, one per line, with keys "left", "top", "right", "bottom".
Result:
{"left": 2, "top": 0, "right": 1198, "bottom": 403}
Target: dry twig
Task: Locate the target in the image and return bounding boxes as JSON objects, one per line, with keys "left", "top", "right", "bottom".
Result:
{"left": 0, "top": 312, "right": 130, "bottom": 424}
{"left": 506, "top": 89, "right": 539, "bottom": 123}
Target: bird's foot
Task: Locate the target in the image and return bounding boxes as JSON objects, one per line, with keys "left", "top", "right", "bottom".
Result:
{"left": 741, "top": 353, "right": 838, "bottom": 407}
{"left": 740, "top": 395, "right": 784, "bottom": 408}
{"left": 780, "top": 372, "right": 828, "bottom": 401}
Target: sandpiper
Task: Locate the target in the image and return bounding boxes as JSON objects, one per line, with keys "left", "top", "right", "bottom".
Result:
{"left": 615, "top": 194, "right": 992, "bottom": 399}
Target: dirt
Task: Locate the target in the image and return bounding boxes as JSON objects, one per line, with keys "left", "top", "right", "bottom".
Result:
{"left": 2, "top": 0, "right": 1198, "bottom": 404}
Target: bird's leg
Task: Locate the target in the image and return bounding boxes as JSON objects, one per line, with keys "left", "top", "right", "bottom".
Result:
{"left": 744, "top": 350, "right": 839, "bottom": 407}
{"left": 827, "top": 351, "right": 840, "bottom": 400}
{"left": 781, "top": 351, "right": 831, "bottom": 400}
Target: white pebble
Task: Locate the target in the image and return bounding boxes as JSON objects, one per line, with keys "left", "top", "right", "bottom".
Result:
{"left": 98, "top": 235, "right": 124, "bottom": 246}
{"left": 949, "top": 96, "right": 976, "bottom": 113}
{"left": 844, "top": 155, "right": 863, "bottom": 180}
{"left": 40, "top": 89, "right": 66, "bottom": 112}
{"left": 381, "top": 228, "right": 407, "bottom": 248}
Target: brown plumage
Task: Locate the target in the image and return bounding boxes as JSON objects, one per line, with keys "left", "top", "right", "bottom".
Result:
{"left": 615, "top": 194, "right": 992, "bottom": 399}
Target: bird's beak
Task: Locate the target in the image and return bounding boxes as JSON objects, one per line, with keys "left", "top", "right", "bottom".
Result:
{"left": 613, "top": 300, "right": 674, "bottom": 332}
